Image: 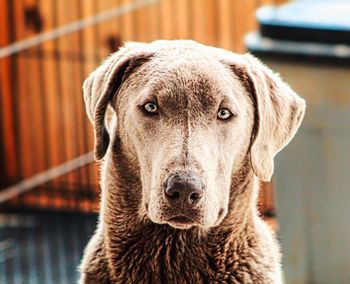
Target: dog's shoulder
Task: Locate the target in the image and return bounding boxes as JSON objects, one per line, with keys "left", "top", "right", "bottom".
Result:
{"left": 79, "top": 229, "right": 111, "bottom": 284}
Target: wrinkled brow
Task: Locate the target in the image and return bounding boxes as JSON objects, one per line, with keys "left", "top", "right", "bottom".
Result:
{"left": 149, "top": 75, "right": 224, "bottom": 113}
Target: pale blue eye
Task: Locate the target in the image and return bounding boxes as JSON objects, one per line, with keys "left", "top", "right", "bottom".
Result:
{"left": 217, "top": 108, "right": 232, "bottom": 120}
{"left": 144, "top": 102, "right": 158, "bottom": 113}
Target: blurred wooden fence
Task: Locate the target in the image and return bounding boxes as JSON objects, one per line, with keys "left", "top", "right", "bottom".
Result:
{"left": 0, "top": 0, "right": 284, "bottom": 213}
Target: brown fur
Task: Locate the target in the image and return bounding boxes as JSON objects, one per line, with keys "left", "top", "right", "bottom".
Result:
{"left": 79, "top": 40, "right": 306, "bottom": 284}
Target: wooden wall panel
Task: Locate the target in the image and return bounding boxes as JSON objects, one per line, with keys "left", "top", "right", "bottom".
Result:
{"left": 0, "top": 0, "right": 287, "bottom": 212}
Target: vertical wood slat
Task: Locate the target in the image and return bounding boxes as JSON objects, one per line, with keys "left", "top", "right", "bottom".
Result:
{"left": 81, "top": 0, "right": 100, "bottom": 212}
{"left": 159, "top": 0, "right": 174, "bottom": 39}
{"left": 39, "top": 0, "right": 61, "bottom": 208}
{"left": 97, "top": 0, "right": 119, "bottom": 58}
{"left": 77, "top": 0, "right": 90, "bottom": 211}
{"left": 50, "top": 0, "right": 68, "bottom": 209}
{"left": 13, "top": 0, "right": 29, "bottom": 178}
{"left": 192, "top": 0, "right": 218, "bottom": 46}
{"left": 12, "top": 0, "right": 33, "bottom": 208}
{"left": 57, "top": 0, "right": 79, "bottom": 189}
{"left": 176, "top": 0, "right": 191, "bottom": 39}
{"left": 0, "top": 0, "right": 17, "bottom": 185}
{"left": 0, "top": 0, "right": 281, "bottom": 213}
{"left": 145, "top": 2, "right": 160, "bottom": 41}
{"left": 68, "top": 0, "right": 84, "bottom": 210}
{"left": 135, "top": 1, "right": 148, "bottom": 42}
{"left": 24, "top": 0, "right": 47, "bottom": 207}
{"left": 206, "top": 0, "right": 219, "bottom": 46}
{"left": 120, "top": 0, "right": 135, "bottom": 42}
{"left": 218, "top": 0, "right": 234, "bottom": 51}
{"left": 231, "top": 0, "right": 244, "bottom": 52}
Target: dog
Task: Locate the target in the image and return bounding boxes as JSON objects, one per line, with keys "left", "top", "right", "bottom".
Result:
{"left": 79, "top": 40, "right": 305, "bottom": 283}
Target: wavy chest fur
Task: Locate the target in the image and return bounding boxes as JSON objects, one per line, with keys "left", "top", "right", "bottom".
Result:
{"left": 103, "top": 222, "right": 273, "bottom": 284}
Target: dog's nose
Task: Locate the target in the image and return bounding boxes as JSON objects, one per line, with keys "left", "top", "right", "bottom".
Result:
{"left": 164, "top": 173, "right": 204, "bottom": 209}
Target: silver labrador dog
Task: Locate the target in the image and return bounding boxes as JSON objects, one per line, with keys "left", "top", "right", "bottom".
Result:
{"left": 79, "top": 40, "right": 305, "bottom": 284}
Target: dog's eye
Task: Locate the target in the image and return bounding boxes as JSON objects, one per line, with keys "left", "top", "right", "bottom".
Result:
{"left": 144, "top": 102, "right": 158, "bottom": 114}
{"left": 217, "top": 108, "right": 232, "bottom": 120}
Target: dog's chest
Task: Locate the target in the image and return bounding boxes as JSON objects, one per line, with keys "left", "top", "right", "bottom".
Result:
{"left": 109, "top": 232, "right": 266, "bottom": 284}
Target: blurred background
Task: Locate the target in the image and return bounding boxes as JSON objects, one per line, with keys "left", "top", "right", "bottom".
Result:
{"left": 0, "top": 0, "right": 349, "bottom": 283}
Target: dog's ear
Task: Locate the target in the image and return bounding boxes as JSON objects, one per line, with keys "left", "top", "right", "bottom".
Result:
{"left": 241, "top": 54, "right": 306, "bottom": 181}
{"left": 227, "top": 54, "right": 306, "bottom": 181}
{"left": 83, "top": 43, "right": 154, "bottom": 160}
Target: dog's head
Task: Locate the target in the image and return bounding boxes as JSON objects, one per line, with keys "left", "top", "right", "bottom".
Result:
{"left": 83, "top": 40, "right": 305, "bottom": 230}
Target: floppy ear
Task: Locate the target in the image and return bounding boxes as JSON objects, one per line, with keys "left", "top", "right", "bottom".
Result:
{"left": 83, "top": 43, "right": 154, "bottom": 160}
{"left": 242, "top": 54, "right": 306, "bottom": 182}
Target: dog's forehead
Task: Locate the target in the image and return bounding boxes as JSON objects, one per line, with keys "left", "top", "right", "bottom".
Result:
{"left": 152, "top": 65, "right": 220, "bottom": 107}
{"left": 124, "top": 42, "right": 249, "bottom": 117}
{"left": 142, "top": 52, "right": 241, "bottom": 111}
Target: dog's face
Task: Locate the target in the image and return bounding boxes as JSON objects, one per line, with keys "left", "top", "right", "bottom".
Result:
{"left": 120, "top": 56, "right": 254, "bottom": 229}
{"left": 83, "top": 40, "right": 305, "bottom": 230}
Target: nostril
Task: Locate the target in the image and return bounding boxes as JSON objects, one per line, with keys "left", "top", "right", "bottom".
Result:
{"left": 189, "top": 192, "right": 201, "bottom": 203}
{"left": 168, "top": 190, "right": 180, "bottom": 200}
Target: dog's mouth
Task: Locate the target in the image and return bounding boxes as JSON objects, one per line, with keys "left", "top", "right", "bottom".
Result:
{"left": 166, "top": 214, "right": 200, "bottom": 229}
{"left": 145, "top": 200, "right": 205, "bottom": 229}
